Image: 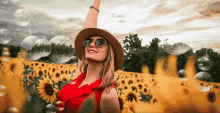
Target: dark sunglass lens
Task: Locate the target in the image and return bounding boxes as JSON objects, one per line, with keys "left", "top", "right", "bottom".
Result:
{"left": 83, "top": 39, "right": 93, "bottom": 47}
{"left": 96, "top": 39, "right": 105, "bottom": 46}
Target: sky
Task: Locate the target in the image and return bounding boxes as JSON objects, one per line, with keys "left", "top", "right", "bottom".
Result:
{"left": 0, "top": 0, "right": 220, "bottom": 53}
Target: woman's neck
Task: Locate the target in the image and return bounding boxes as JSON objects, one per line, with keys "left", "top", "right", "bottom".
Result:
{"left": 84, "top": 59, "right": 103, "bottom": 83}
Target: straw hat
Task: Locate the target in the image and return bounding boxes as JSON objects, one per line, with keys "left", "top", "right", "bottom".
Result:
{"left": 74, "top": 28, "right": 124, "bottom": 71}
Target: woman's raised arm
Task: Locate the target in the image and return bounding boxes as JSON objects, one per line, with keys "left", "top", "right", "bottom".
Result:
{"left": 82, "top": 0, "right": 101, "bottom": 29}
{"left": 77, "top": 0, "right": 101, "bottom": 76}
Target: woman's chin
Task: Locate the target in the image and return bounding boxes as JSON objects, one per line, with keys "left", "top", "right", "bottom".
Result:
{"left": 86, "top": 57, "right": 104, "bottom": 62}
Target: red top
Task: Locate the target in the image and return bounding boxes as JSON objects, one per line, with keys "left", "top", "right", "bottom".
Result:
{"left": 57, "top": 73, "right": 116, "bottom": 113}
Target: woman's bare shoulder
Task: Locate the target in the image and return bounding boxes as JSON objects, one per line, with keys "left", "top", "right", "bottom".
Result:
{"left": 100, "top": 87, "right": 120, "bottom": 113}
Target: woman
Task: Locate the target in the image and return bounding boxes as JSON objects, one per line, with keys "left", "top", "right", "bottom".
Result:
{"left": 56, "top": 0, "right": 124, "bottom": 113}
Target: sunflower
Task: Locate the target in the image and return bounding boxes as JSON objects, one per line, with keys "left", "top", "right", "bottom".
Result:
{"left": 134, "top": 73, "right": 139, "bottom": 78}
{"left": 62, "top": 69, "right": 69, "bottom": 75}
{"left": 58, "top": 64, "right": 65, "bottom": 69}
{"left": 118, "top": 79, "right": 126, "bottom": 86}
{"left": 150, "top": 98, "right": 158, "bottom": 104}
{"left": 43, "top": 69, "right": 47, "bottom": 75}
{"left": 135, "top": 78, "right": 141, "bottom": 83}
{"left": 52, "top": 71, "right": 62, "bottom": 83}
{"left": 123, "top": 88, "right": 141, "bottom": 103}
{"left": 2, "top": 58, "right": 24, "bottom": 76}
{"left": 123, "top": 100, "right": 138, "bottom": 113}
{"left": 126, "top": 78, "right": 136, "bottom": 86}
{"left": 136, "top": 83, "right": 143, "bottom": 90}
{"left": 50, "top": 66, "right": 58, "bottom": 74}
{"left": 141, "top": 85, "right": 148, "bottom": 95}
{"left": 33, "top": 65, "right": 43, "bottom": 70}
{"left": 33, "top": 61, "right": 40, "bottom": 67}
{"left": 34, "top": 68, "right": 44, "bottom": 77}
{"left": 29, "top": 62, "right": 35, "bottom": 68}
{"left": 26, "top": 74, "right": 34, "bottom": 86}
{"left": 122, "top": 84, "right": 130, "bottom": 91}
{"left": 60, "top": 75, "right": 69, "bottom": 82}
{"left": 129, "top": 84, "right": 139, "bottom": 93}
{"left": 119, "top": 74, "right": 125, "bottom": 79}
{"left": 46, "top": 65, "right": 51, "bottom": 72}
{"left": 37, "top": 76, "right": 58, "bottom": 104}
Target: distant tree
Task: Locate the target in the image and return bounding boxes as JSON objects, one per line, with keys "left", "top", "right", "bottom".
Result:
{"left": 9, "top": 45, "right": 21, "bottom": 57}
{"left": 121, "top": 34, "right": 143, "bottom": 71}
{"left": 147, "top": 37, "right": 161, "bottom": 74}
{"left": 149, "top": 37, "right": 161, "bottom": 53}
{"left": 177, "top": 48, "right": 194, "bottom": 71}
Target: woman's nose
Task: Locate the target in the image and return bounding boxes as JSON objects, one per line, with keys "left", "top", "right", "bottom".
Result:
{"left": 89, "top": 40, "right": 96, "bottom": 47}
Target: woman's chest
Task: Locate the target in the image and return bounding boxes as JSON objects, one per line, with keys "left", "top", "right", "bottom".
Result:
{"left": 64, "top": 89, "right": 102, "bottom": 113}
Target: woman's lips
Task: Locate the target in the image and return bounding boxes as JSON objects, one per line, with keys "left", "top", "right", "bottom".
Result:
{"left": 88, "top": 50, "right": 97, "bottom": 53}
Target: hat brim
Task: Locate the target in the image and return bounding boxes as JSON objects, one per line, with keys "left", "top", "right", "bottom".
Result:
{"left": 74, "top": 28, "right": 124, "bottom": 71}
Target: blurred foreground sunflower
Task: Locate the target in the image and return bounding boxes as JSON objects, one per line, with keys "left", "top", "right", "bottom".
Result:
{"left": 1, "top": 58, "right": 25, "bottom": 76}
{"left": 124, "top": 88, "right": 141, "bottom": 103}
{"left": 118, "top": 94, "right": 126, "bottom": 112}
{"left": 37, "top": 76, "right": 58, "bottom": 104}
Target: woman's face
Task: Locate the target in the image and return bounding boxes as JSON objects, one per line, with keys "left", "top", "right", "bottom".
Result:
{"left": 84, "top": 36, "right": 109, "bottom": 62}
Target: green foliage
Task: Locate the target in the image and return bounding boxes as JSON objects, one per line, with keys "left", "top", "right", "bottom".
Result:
{"left": 149, "top": 38, "right": 161, "bottom": 52}
{"left": 121, "top": 34, "right": 144, "bottom": 72}
{"left": 139, "top": 92, "right": 153, "bottom": 102}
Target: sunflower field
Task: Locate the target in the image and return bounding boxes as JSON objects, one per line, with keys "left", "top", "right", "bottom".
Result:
{"left": 0, "top": 53, "right": 220, "bottom": 113}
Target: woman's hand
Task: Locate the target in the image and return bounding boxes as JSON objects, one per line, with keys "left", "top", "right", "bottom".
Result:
{"left": 93, "top": 0, "right": 101, "bottom": 7}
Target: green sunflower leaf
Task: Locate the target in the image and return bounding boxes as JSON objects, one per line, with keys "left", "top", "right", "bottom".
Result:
{"left": 78, "top": 93, "right": 96, "bottom": 113}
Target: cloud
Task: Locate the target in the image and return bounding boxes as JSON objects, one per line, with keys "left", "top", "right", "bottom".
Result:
{"left": 23, "top": 0, "right": 55, "bottom": 4}
{"left": 118, "top": 20, "right": 125, "bottom": 23}
{"left": 111, "top": 14, "right": 125, "bottom": 18}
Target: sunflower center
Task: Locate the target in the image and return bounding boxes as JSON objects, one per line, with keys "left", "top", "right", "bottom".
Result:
{"left": 35, "top": 63, "right": 39, "bottom": 66}
{"left": 121, "top": 80, "right": 125, "bottom": 84}
{"left": 207, "top": 92, "right": 216, "bottom": 103}
{"left": 63, "top": 78, "right": 67, "bottom": 81}
{"left": 56, "top": 73, "right": 60, "bottom": 78}
{"left": 52, "top": 68, "right": 55, "bottom": 73}
{"left": 128, "top": 80, "right": 133, "bottom": 85}
{"left": 38, "top": 70, "right": 43, "bottom": 76}
{"left": 65, "top": 70, "right": 68, "bottom": 74}
{"left": 153, "top": 98, "right": 157, "bottom": 103}
{"left": 144, "top": 88, "right": 147, "bottom": 93}
{"left": 127, "top": 93, "right": 137, "bottom": 102}
{"left": 137, "top": 79, "right": 139, "bottom": 82}
{"left": 118, "top": 97, "right": 124, "bottom": 111}
{"left": 131, "top": 87, "right": 137, "bottom": 92}
{"left": 28, "top": 76, "right": 33, "bottom": 81}
{"left": 124, "top": 86, "right": 128, "bottom": 90}
{"left": 138, "top": 84, "right": 142, "bottom": 89}
{"left": 45, "top": 83, "right": 54, "bottom": 96}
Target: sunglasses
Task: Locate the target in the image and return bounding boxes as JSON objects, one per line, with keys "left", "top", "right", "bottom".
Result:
{"left": 83, "top": 38, "right": 106, "bottom": 47}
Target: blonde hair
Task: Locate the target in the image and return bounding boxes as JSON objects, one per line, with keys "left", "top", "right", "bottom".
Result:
{"left": 79, "top": 41, "right": 117, "bottom": 94}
